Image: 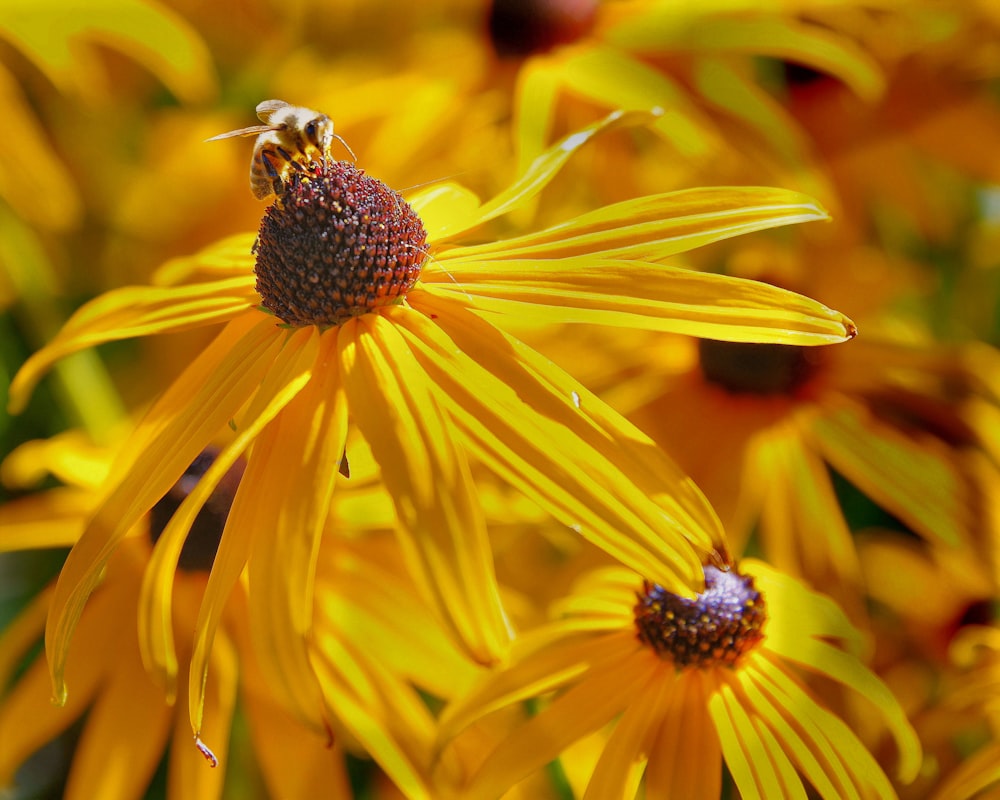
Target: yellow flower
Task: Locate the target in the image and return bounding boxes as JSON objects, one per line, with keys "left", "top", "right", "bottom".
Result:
{"left": 8, "top": 108, "right": 855, "bottom": 752}
{"left": 439, "top": 560, "right": 922, "bottom": 799}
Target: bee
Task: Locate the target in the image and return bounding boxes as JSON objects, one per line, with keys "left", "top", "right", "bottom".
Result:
{"left": 206, "top": 99, "right": 356, "bottom": 200}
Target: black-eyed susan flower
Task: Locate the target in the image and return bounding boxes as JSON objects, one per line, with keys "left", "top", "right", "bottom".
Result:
{"left": 438, "top": 559, "right": 922, "bottom": 799}
{"left": 8, "top": 108, "right": 856, "bottom": 757}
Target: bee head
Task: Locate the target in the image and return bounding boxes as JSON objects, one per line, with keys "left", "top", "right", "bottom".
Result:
{"left": 305, "top": 114, "right": 335, "bottom": 152}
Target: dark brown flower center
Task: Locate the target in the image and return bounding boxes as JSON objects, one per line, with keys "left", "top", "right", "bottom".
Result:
{"left": 253, "top": 160, "right": 428, "bottom": 328}
{"left": 148, "top": 449, "right": 245, "bottom": 572}
{"left": 634, "top": 566, "right": 767, "bottom": 669}
{"left": 487, "top": 0, "right": 599, "bottom": 57}
{"left": 698, "top": 339, "right": 823, "bottom": 396}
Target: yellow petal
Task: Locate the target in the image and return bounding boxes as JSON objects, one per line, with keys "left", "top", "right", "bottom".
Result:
{"left": 466, "top": 648, "right": 657, "bottom": 800}
{"left": 513, "top": 55, "right": 564, "bottom": 174}
{"left": 339, "top": 314, "right": 511, "bottom": 665}
{"left": 608, "top": 13, "right": 884, "bottom": 101}
{"left": 432, "top": 108, "right": 662, "bottom": 241}
{"left": 312, "top": 632, "right": 436, "bottom": 800}
{"left": 647, "top": 672, "right": 722, "bottom": 800}
{"left": 9, "top": 281, "right": 257, "bottom": 414}
{"left": 153, "top": 233, "right": 257, "bottom": 286}
{"left": 2, "top": 0, "right": 216, "bottom": 103}
{"left": 709, "top": 676, "right": 776, "bottom": 800}
{"left": 398, "top": 295, "right": 718, "bottom": 591}
{"left": 406, "top": 182, "right": 483, "bottom": 244}
{"left": 420, "top": 257, "right": 855, "bottom": 346}
{"left": 0, "top": 583, "right": 52, "bottom": 704}
{"left": 583, "top": 669, "right": 672, "bottom": 800}
{"left": 247, "top": 329, "right": 349, "bottom": 730}
{"left": 63, "top": 638, "right": 172, "bottom": 800}
{"left": 139, "top": 326, "right": 320, "bottom": 699}
{"left": 46, "top": 314, "right": 281, "bottom": 706}
{"left": 434, "top": 185, "right": 829, "bottom": 263}
{"left": 0, "top": 487, "right": 90, "bottom": 551}
{"left": 812, "top": 400, "right": 967, "bottom": 545}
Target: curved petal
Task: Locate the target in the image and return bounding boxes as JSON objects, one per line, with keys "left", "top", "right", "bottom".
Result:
{"left": 465, "top": 648, "right": 658, "bottom": 800}
{"left": 46, "top": 314, "right": 281, "bottom": 706}
{"left": 608, "top": 13, "right": 884, "bottom": 101}
{"left": 0, "top": 583, "right": 52, "bottom": 692}
{"left": 339, "top": 315, "right": 511, "bottom": 665}
{"left": 312, "top": 632, "right": 437, "bottom": 800}
{"left": 247, "top": 329, "right": 350, "bottom": 731}
{"left": 138, "top": 326, "right": 320, "bottom": 699}
{"left": 431, "top": 108, "right": 662, "bottom": 242}
{"left": 419, "top": 258, "right": 856, "bottom": 345}
{"left": 9, "top": 281, "right": 257, "bottom": 414}
{"left": 396, "top": 297, "right": 720, "bottom": 590}
{"left": 432, "top": 186, "right": 830, "bottom": 263}
{"left": 647, "top": 671, "right": 722, "bottom": 800}
{"left": 513, "top": 54, "right": 564, "bottom": 174}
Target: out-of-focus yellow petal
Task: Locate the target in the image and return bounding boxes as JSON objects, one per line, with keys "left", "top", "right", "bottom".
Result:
{"left": 434, "top": 186, "right": 829, "bottom": 263}
{"left": 812, "top": 400, "right": 967, "bottom": 546}
{"left": 647, "top": 672, "right": 721, "bottom": 800}
{"left": 339, "top": 314, "right": 511, "bottom": 665}
{"left": 393, "top": 298, "right": 710, "bottom": 594}
{"left": 247, "top": 329, "right": 349, "bottom": 731}
{"left": 431, "top": 108, "right": 662, "bottom": 241}
{"left": 608, "top": 13, "right": 884, "bottom": 101}
{"left": 464, "top": 647, "right": 656, "bottom": 800}
{"left": 930, "top": 742, "right": 1000, "bottom": 800}
{"left": 8, "top": 282, "right": 257, "bottom": 414}
{"left": 554, "top": 44, "right": 722, "bottom": 161}
{"left": 513, "top": 55, "right": 564, "bottom": 173}
{"left": 45, "top": 314, "right": 280, "bottom": 707}
{"left": 0, "top": 487, "right": 89, "bottom": 551}
{"left": 152, "top": 234, "right": 257, "bottom": 286}
{"left": 63, "top": 630, "right": 172, "bottom": 800}
{"left": 0, "top": 583, "right": 51, "bottom": 696}
{"left": 1, "top": 0, "right": 216, "bottom": 103}
{"left": 139, "top": 326, "right": 319, "bottom": 699}
{"left": 1, "top": 430, "right": 113, "bottom": 491}
{"left": 0, "top": 64, "right": 79, "bottom": 229}
{"left": 421, "top": 258, "right": 855, "bottom": 346}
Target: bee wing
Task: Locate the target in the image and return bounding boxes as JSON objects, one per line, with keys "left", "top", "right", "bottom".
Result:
{"left": 204, "top": 124, "right": 279, "bottom": 142}
{"left": 256, "top": 99, "right": 290, "bottom": 122}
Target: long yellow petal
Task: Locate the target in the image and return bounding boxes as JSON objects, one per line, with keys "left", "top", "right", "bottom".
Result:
{"left": 9, "top": 280, "right": 257, "bottom": 414}
{"left": 247, "top": 329, "right": 349, "bottom": 731}
{"left": 138, "top": 326, "right": 320, "bottom": 699}
{"left": 432, "top": 186, "right": 829, "bottom": 263}
{"left": 46, "top": 314, "right": 281, "bottom": 706}
{"left": 395, "top": 298, "right": 715, "bottom": 591}
{"left": 339, "top": 315, "right": 511, "bottom": 665}
{"left": 419, "top": 258, "right": 856, "bottom": 345}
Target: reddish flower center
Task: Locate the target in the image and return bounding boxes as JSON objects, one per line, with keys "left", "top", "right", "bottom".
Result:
{"left": 148, "top": 449, "right": 245, "bottom": 572}
{"left": 634, "top": 566, "right": 767, "bottom": 669}
{"left": 487, "top": 0, "right": 599, "bottom": 57}
{"left": 253, "top": 160, "right": 428, "bottom": 328}
{"left": 698, "top": 339, "right": 823, "bottom": 396}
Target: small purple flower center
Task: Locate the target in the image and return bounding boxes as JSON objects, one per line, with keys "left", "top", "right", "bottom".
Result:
{"left": 633, "top": 566, "right": 767, "bottom": 669}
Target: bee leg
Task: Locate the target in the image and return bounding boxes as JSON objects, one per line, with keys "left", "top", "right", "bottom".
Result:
{"left": 259, "top": 148, "right": 286, "bottom": 196}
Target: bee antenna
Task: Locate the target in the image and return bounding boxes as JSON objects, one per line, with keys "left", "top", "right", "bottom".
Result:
{"left": 332, "top": 134, "right": 357, "bottom": 164}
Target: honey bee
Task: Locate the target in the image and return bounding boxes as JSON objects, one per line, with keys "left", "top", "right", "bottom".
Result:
{"left": 206, "top": 99, "right": 356, "bottom": 200}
